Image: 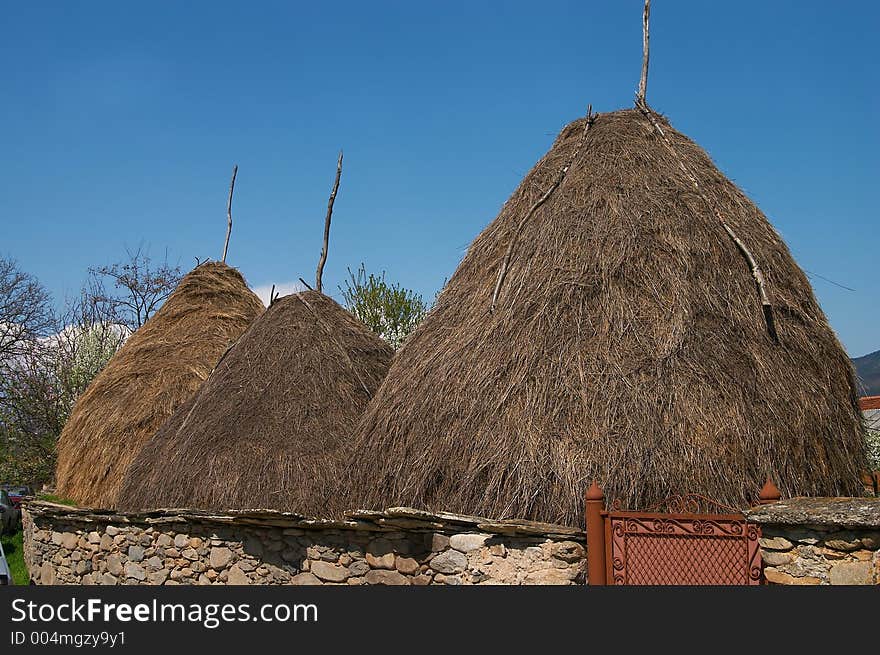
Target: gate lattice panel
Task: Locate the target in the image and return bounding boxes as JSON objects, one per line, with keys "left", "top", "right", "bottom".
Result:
{"left": 604, "top": 512, "right": 763, "bottom": 585}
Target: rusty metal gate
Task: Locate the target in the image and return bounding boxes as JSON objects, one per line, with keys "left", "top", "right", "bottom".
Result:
{"left": 604, "top": 510, "right": 762, "bottom": 585}
{"left": 585, "top": 482, "right": 776, "bottom": 585}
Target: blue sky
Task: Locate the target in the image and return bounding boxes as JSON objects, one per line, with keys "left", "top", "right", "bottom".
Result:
{"left": 1, "top": 1, "right": 877, "bottom": 356}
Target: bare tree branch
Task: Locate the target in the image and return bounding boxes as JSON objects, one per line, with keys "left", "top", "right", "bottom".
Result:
{"left": 315, "top": 151, "right": 343, "bottom": 293}
{"left": 222, "top": 164, "right": 238, "bottom": 263}
{"left": 636, "top": 0, "right": 651, "bottom": 106}
{"left": 88, "top": 246, "right": 183, "bottom": 331}
{"left": 0, "top": 256, "right": 54, "bottom": 364}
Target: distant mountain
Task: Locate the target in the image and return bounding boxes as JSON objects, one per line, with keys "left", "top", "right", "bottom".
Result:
{"left": 853, "top": 349, "right": 880, "bottom": 396}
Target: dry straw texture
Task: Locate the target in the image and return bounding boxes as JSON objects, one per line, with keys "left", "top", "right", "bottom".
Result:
{"left": 55, "top": 262, "right": 264, "bottom": 508}
{"left": 342, "top": 109, "right": 867, "bottom": 526}
{"left": 118, "top": 291, "right": 393, "bottom": 515}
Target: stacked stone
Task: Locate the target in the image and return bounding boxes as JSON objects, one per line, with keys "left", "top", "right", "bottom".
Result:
{"left": 26, "top": 524, "right": 231, "bottom": 586}
{"left": 287, "top": 532, "right": 584, "bottom": 586}
{"left": 22, "top": 503, "right": 586, "bottom": 586}
{"left": 759, "top": 530, "right": 879, "bottom": 585}
{"left": 746, "top": 497, "right": 880, "bottom": 585}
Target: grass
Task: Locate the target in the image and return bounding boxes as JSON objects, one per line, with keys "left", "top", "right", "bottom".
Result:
{"left": 1, "top": 528, "right": 29, "bottom": 585}
{"left": 0, "top": 493, "right": 72, "bottom": 585}
{"left": 36, "top": 493, "right": 77, "bottom": 506}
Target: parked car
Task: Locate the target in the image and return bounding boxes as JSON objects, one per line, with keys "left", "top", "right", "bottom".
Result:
{"left": 0, "top": 489, "right": 21, "bottom": 535}
{"left": 4, "top": 485, "right": 33, "bottom": 511}
{"left": 0, "top": 539, "right": 11, "bottom": 585}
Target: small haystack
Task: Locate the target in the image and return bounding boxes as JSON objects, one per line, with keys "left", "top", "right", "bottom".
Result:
{"left": 117, "top": 290, "right": 393, "bottom": 514}
{"left": 55, "top": 262, "right": 264, "bottom": 508}
{"left": 342, "top": 108, "right": 867, "bottom": 526}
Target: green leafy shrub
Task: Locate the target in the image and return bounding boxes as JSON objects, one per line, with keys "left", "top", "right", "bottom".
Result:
{"left": 339, "top": 264, "right": 427, "bottom": 350}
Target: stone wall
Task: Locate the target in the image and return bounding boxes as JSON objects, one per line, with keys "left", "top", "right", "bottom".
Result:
{"left": 23, "top": 502, "right": 586, "bottom": 586}
{"left": 745, "top": 497, "right": 880, "bottom": 585}
{"left": 29, "top": 497, "right": 878, "bottom": 586}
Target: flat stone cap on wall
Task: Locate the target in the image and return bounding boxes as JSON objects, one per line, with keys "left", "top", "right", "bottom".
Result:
{"left": 23, "top": 502, "right": 584, "bottom": 542}
{"left": 744, "top": 497, "right": 880, "bottom": 529}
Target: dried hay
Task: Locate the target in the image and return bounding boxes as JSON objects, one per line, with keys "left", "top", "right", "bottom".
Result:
{"left": 341, "top": 109, "right": 867, "bottom": 526}
{"left": 55, "top": 262, "right": 264, "bottom": 507}
{"left": 118, "top": 291, "right": 393, "bottom": 514}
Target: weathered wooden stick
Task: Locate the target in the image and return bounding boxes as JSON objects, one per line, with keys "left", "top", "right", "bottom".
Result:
{"left": 637, "top": 0, "right": 650, "bottom": 106}
{"left": 298, "top": 277, "right": 314, "bottom": 291}
{"left": 491, "top": 106, "right": 595, "bottom": 312}
{"left": 316, "top": 151, "right": 343, "bottom": 293}
{"left": 636, "top": 101, "right": 777, "bottom": 340}
{"left": 222, "top": 165, "right": 238, "bottom": 263}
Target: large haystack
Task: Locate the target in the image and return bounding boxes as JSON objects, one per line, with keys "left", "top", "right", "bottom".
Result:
{"left": 55, "top": 262, "right": 264, "bottom": 508}
{"left": 117, "top": 290, "right": 393, "bottom": 515}
{"left": 342, "top": 109, "right": 867, "bottom": 526}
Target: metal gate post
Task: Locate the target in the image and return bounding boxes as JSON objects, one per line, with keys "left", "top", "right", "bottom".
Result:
{"left": 758, "top": 476, "right": 781, "bottom": 504}
{"left": 585, "top": 481, "right": 606, "bottom": 585}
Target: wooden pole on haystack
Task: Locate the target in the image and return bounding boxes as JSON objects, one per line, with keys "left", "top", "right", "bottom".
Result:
{"left": 222, "top": 165, "right": 238, "bottom": 263}
{"left": 315, "top": 151, "right": 343, "bottom": 293}
{"left": 637, "top": 0, "right": 650, "bottom": 106}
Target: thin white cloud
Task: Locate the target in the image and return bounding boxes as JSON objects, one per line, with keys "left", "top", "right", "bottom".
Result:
{"left": 252, "top": 280, "right": 305, "bottom": 307}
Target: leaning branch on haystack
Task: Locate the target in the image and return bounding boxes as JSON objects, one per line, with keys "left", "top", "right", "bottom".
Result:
{"left": 636, "top": 100, "right": 777, "bottom": 340}
{"left": 491, "top": 105, "right": 596, "bottom": 312}
{"left": 222, "top": 164, "right": 238, "bottom": 263}
{"left": 298, "top": 277, "right": 314, "bottom": 291}
{"left": 632, "top": 0, "right": 775, "bottom": 338}
{"left": 316, "top": 151, "right": 344, "bottom": 293}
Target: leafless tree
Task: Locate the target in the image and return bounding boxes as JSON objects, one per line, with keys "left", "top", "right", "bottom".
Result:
{"left": 87, "top": 246, "right": 183, "bottom": 331}
{"left": 0, "top": 342, "right": 62, "bottom": 479}
{"left": 0, "top": 256, "right": 54, "bottom": 366}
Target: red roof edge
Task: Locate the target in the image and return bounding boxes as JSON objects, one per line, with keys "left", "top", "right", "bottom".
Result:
{"left": 860, "top": 396, "right": 880, "bottom": 410}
